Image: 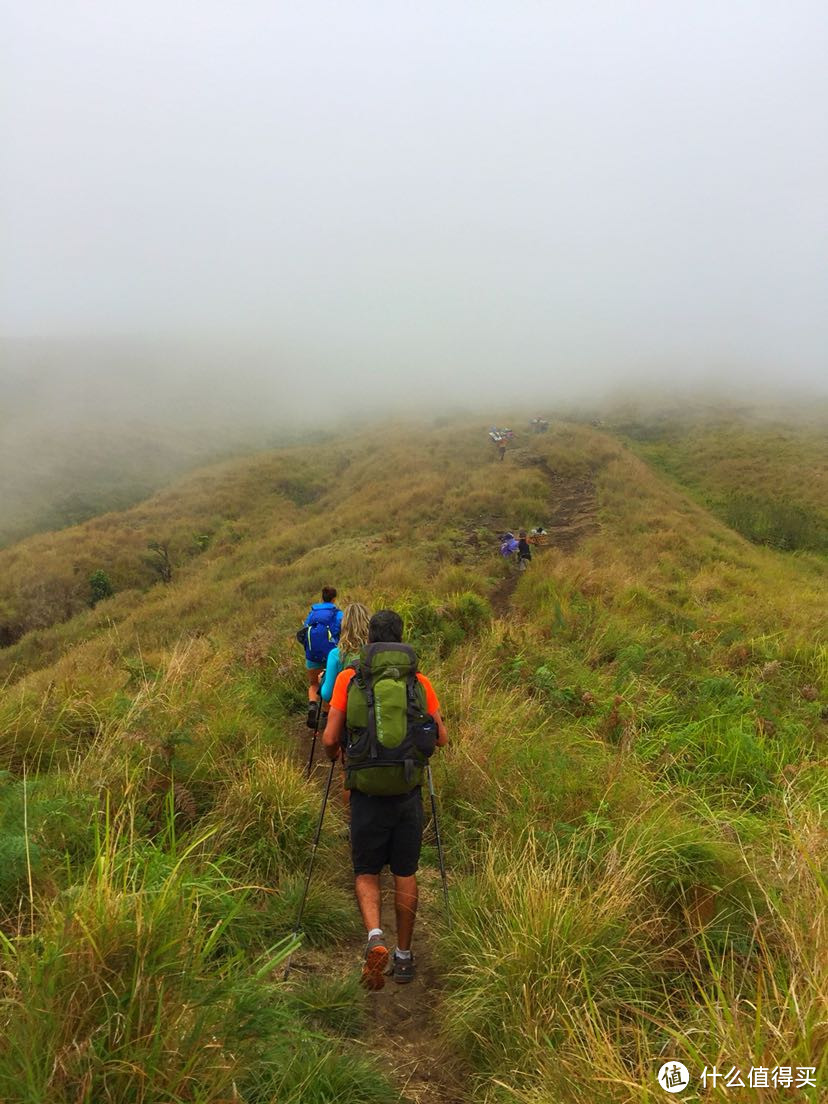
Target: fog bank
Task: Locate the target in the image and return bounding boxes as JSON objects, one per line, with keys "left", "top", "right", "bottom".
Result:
{"left": 3, "top": 2, "right": 827, "bottom": 401}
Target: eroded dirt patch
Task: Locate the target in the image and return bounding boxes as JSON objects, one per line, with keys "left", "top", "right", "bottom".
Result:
{"left": 516, "top": 454, "right": 599, "bottom": 553}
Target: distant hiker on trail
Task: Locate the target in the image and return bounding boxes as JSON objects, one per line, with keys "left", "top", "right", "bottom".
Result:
{"left": 298, "top": 587, "right": 343, "bottom": 729}
{"left": 500, "top": 532, "right": 519, "bottom": 558}
{"left": 489, "top": 426, "right": 512, "bottom": 461}
{"left": 322, "top": 609, "right": 448, "bottom": 990}
{"left": 517, "top": 530, "right": 532, "bottom": 571}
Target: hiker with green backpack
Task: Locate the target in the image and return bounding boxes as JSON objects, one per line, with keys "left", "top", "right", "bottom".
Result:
{"left": 322, "top": 609, "right": 448, "bottom": 990}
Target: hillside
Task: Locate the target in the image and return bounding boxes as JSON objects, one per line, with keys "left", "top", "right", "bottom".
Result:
{"left": 0, "top": 338, "right": 310, "bottom": 548}
{"left": 610, "top": 401, "right": 828, "bottom": 553}
{"left": 0, "top": 417, "right": 825, "bottom": 1103}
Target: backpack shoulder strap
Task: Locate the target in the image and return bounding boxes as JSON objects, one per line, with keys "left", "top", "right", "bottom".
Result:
{"left": 405, "top": 670, "right": 428, "bottom": 713}
{"left": 346, "top": 662, "right": 374, "bottom": 708}
{"left": 347, "top": 662, "right": 379, "bottom": 756}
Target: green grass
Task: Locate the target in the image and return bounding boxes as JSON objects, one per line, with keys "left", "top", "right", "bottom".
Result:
{"left": 617, "top": 404, "right": 828, "bottom": 553}
{"left": 0, "top": 410, "right": 824, "bottom": 1102}
{"left": 0, "top": 791, "right": 398, "bottom": 1104}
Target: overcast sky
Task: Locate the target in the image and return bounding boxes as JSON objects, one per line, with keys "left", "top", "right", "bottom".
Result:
{"left": 2, "top": 1, "right": 827, "bottom": 399}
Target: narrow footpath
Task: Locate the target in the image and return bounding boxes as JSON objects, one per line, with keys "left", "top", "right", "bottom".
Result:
{"left": 286, "top": 450, "right": 601, "bottom": 1101}
{"left": 484, "top": 451, "right": 600, "bottom": 615}
{"left": 292, "top": 731, "right": 468, "bottom": 1104}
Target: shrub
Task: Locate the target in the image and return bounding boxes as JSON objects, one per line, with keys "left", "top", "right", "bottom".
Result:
{"left": 0, "top": 840, "right": 397, "bottom": 1104}
{"left": 398, "top": 592, "right": 492, "bottom": 659}
{"left": 437, "top": 834, "right": 668, "bottom": 1079}
{"left": 88, "top": 568, "right": 114, "bottom": 606}
{"left": 0, "top": 773, "right": 97, "bottom": 916}
{"left": 286, "top": 972, "right": 367, "bottom": 1036}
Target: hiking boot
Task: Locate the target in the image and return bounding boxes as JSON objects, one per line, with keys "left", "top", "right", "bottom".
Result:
{"left": 306, "top": 700, "right": 320, "bottom": 730}
{"left": 361, "top": 933, "right": 389, "bottom": 991}
{"left": 389, "top": 951, "right": 416, "bottom": 984}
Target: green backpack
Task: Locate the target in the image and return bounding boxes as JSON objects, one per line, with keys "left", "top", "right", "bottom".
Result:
{"left": 344, "top": 643, "right": 437, "bottom": 796}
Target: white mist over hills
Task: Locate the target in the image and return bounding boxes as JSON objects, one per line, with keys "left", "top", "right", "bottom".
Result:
{"left": 2, "top": 1, "right": 828, "bottom": 405}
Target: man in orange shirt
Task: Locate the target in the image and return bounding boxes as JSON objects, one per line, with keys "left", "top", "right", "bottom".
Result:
{"left": 322, "top": 609, "right": 448, "bottom": 989}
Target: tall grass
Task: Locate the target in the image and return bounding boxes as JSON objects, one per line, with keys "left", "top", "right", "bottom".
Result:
{"left": 0, "top": 791, "right": 399, "bottom": 1104}
{"left": 437, "top": 813, "right": 826, "bottom": 1102}
{"left": 0, "top": 412, "right": 824, "bottom": 1101}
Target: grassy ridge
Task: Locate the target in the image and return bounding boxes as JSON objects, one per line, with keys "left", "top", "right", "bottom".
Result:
{"left": 0, "top": 416, "right": 825, "bottom": 1102}
{"left": 0, "top": 444, "right": 334, "bottom": 648}
{"left": 431, "top": 430, "right": 826, "bottom": 1100}
{"left": 0, "top": 341, "right": 308, "bottom": 548}
{"left": 0, "top": 420, "right": 268, "bottom": 549}
{"left": 614, "top": 405, "right": 828, "bottom": 553}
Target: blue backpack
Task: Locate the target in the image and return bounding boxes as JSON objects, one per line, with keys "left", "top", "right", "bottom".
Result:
{"left": 299, "top": 603, "right": 341, "bottom": 665}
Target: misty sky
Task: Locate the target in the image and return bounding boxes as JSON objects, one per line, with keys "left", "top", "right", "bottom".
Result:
{"left": 2, "top": 1, "right": 827, "bottom": 397}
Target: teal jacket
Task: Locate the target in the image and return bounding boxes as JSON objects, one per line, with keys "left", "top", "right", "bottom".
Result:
{"left": 320, "top": 645, "right": 344, "bottom": 703}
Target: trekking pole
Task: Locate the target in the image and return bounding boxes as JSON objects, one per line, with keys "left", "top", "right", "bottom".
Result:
{"left": 305, "top": 701, "right": 322, "bottom": 779}
{"left": 426, "top": 762, "right": 451, "bottom": 928}
{"left": 283, "top": 755, "right": 336, "bottom": 979}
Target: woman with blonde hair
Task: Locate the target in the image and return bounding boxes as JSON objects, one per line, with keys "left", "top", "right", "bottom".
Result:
{"left": 319, "top": 602, "right": 371, "bottom": 706}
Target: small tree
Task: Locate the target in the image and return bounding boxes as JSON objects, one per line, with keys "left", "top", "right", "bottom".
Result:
{"left": 147, "top": 541, "right": 173, "bottom": 584}
{"left": 88, "top": 569, "right": 114, "bottom": 607}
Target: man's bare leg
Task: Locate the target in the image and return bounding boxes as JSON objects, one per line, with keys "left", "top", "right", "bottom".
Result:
{"left": 355, "top": 873, "right": 382, "bottom": 932}
{"left": 355, "top": 873, "right": 387, "bottom": 989}
{"left": 394, "top": 874, "right": 418, "bottom": 951}
{"left": 306, "top": 668, "right": 322, "bottom": 727}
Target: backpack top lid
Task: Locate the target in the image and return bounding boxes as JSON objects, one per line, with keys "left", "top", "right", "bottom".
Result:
{"left": 307, "top": 603, "right": 340, "bottom": 630}
{"left": 357, "top": 641, "right": 418, "bottom": 680}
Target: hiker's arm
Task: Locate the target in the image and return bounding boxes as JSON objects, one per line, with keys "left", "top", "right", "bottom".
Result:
{"left": 433, "top": 709, "right": 448, "bottom": 747}
{"left": 420, "top": 675, "right": 448, "bottom": 747}
{"left": 319, "top": 649, "right": 340, "bottom": 703}
{"left": 322, "top": 707, "right": 345, "bottom": 760}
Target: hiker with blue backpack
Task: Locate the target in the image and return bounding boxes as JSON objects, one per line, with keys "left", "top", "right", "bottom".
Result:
{"left": 298, "top": 587, "right": 343, "bottom": 729}
{"left": 322, "top": 609, "right": 448, "bottom": 990}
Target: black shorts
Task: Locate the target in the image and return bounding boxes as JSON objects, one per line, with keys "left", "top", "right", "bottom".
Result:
{"left": 349, "top": 787, "right": 424, "bottom": 877}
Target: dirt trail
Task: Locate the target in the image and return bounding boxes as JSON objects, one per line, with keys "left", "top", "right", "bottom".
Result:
{"left": 293, "top": 731, "right": 469, "bottom": 1104}
{"left": 522, "top": 455, "right": 599, "bottom": 553}
{"left": 490, "top": 571, "right": 519, "bottom": 617}
{"left": 285, "top": 452, "right": 598, "bottom": 1099}
{"left": 477, "top": 452, "right": 599, "bottom": 617}
{"left": 361, "top": 868, "right": 466, "bottom": 1104}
